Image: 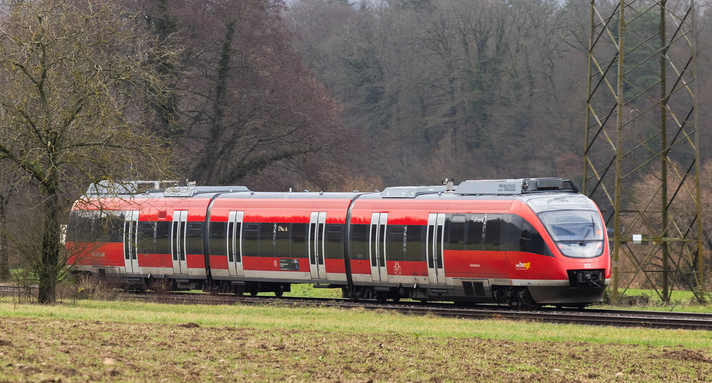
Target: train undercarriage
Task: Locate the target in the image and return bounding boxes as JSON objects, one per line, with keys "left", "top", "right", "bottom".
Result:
{"left": 76, "top": 269, "right": 604, "bottom": 309}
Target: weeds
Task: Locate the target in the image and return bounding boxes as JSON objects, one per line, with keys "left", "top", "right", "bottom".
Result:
{"left": 1, "top": 314, "right": 711, "bottom": 382}
{"left": 69, "top": 273, "right": 122, "bottom": 302}
{"left": 599, "top": 287, "right": 712, "bottom": 310}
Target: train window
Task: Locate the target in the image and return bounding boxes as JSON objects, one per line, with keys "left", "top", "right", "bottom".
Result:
{"left": 467, "top": 214, "right": 484, "bottom": 250}
{"left": 405, "top": 225, "right": 425, "bottom": 262}
{"left": 325, "top": 225, "right": 343, "bottom": 259}
{"left": 351, "top": 224, "right": 369, "bottom": 260}
{"left": 155, "top": 222, "right": 171, "bottom": 254}
{"left": 243, "top": 224, "right": 259, "bottom": 257}
{"left": 233, "top": 222, "right": 241, "bottom": 262}
{"left": 275, "top": 223, "right": 290, "bottom": 257}
{"left": 97, "top": 214, "right": 124, "bottom": 243}
{"left": 370, "top": 225, "right": 378, "bottom": 267}
{"left": 378, "top": 224, "right": 386, "bottom": 267}
{"left": 187, "top": 222, "right": 203, "bottom": 254}
{"left": 209, "top": 222, "right": 227, "bottom": 256}
{"left": 501, "top": 214, "right": 521, "bottom": 251}
{"left": 318, "top": 223, "right": 325, "bottom": 265}
{"left": 138, "top": 222, "right": 155, "bottom": 254}
{"left": 291, "top": 223, "right": 307, "bottom": 258}
{"left": 67, "top": 211, "right": 94, "bottom": 242}
{"left": 387, "top": 225, "right": 406, "bottom": 261}
{"left": 427, "top": 225, "right": 435, "bottom": 268}
{"left": 484, "top": 214, "right": 503, "bottom": 251}
{"left": 259, "top": 223, "right": 275, "bottom": 257}
{"left": 520, "top": 220, "right": 552, "bottom": 257}
{"left": 435, "top": 223, "right": 443, "bottom": 268}
{"left": 448, "top": 215, "right": 466, "bottom": 251}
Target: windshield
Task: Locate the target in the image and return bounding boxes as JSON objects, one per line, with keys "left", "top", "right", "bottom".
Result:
{"left": 538, "top": 210, "right": 605, "bottom": 258}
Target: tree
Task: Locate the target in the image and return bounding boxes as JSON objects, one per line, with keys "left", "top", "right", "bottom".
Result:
{"left": 0, "top": 0, "right": 175, "bottom": 303}
{"left": 0, "top": 170, "right": 12, "bottom": 282}
{"left": 288, "top": 0, "right": 574, "bottom": 185}
{"left": 132, "top": 0, "right": 345, "bottom": 188}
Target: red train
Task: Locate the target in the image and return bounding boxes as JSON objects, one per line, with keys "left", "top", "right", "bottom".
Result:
{"left": 66, "top": 178, "right": 611, "bottom": 307}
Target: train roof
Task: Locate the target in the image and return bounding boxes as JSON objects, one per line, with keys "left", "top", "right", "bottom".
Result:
{"left": 377, "top": 178, "right": 578, "bottom": 199}
{"left": 85, "top": 180, "right": 250, "bottom": 198}
{"left": 83, "top": 178, "right": 579, "bottom": 201}
{"left": 216, "top": 191, "right": 363, "bottom": 200}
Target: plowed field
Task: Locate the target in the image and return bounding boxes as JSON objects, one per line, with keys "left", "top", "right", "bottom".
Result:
{"left": 1, "top": 316, "right": 712, "bottom": 382}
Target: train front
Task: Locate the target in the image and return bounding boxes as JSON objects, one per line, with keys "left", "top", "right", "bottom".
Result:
{"left": 520, "top": 194, "right": 611, "bottom": 306}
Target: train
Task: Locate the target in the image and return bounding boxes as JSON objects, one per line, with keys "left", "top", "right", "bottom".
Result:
{"left": 66, "top": 178, "right": 611, "bottom": 307}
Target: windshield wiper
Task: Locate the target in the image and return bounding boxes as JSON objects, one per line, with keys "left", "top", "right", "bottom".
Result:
{"left": 579, "top": 216, "right": 595, "bottom": 245}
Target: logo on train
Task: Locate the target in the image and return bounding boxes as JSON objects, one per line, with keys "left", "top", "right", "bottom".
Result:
{"left": 515, "top": 261, "right": 531, "bottom": 270}
{"left": 393, "top": 261, "right": 402, "bottom": 275}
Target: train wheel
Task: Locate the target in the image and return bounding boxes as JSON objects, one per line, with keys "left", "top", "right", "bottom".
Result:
{"left": 376, "top": 291, "right": 387, "bottom": 304}
{"left": 275, "top": 285, "right": 285, "bottom": 298}
{"left": 249, "top": 284, "right": 259, "bottom": 297}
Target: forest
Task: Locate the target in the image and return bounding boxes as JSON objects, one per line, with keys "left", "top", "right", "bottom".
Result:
{"left": 1, "top": 0, "right": 712, "bottom": 299}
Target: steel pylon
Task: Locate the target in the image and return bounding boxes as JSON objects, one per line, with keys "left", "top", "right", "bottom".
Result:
{"left": 583, "top": 0, "right": 704, "bottom": 303}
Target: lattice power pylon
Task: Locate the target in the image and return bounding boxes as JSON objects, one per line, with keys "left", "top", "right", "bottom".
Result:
{"left": 584, "top": 0, "right": 703, "bottom": 303}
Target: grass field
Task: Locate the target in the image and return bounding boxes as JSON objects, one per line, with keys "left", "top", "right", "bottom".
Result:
{"left": 2, "top": 296, "right": 712, "bottom": 381}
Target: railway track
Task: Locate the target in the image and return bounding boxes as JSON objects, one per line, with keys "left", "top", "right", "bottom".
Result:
{"left": 3, "top": 285, "right": 712, "bottom": 330}
{"left": 135, "top": 292, "right": 712, "bottom": 331}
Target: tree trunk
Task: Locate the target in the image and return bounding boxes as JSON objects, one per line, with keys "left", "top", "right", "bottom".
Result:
{"left": 0, "top": 194, "right": 9, "bottom": 281}
{"left": 37, "top": 180, "right": 60, "bottom": 304}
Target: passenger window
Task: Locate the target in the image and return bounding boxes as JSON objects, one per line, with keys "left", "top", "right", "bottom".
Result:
{"left": 484, "top": 214, "right": 503, "bottom": 251}
{"left": 138, "top": 222, "right": 155, "bottom": 254}
{"left": 155, "top": 222, "right": 171, "bottom": 254}
{"left": 243, "top": 224, "right": 259, "bottom": 257}
{"left": 326, "top": 225, "right": 343, "bottom": 259}
{"left": 97, "top": 214, "right": 124, "bottom": 243}
{"left": 448, "top": 215, "right": 466, "bottom": 251}
{"left": 275, "top": 223, "right": 290, "bottom": 257}
{"left": 209, "top": 222, "right": 227, "bottom": 256}
{"left": 259, "top": 223, "right": 275, "bottom": 257}
{"left": 467, "top": 214, "right": 484, "bottom": 250}
{"left": 405, "top": 225, "right": 425, "bottom": 262}
{"left": 187, "top": 222, "right": 203, "bottom": 254}
{"left": 291, "top": 223, "right": 307, "bottom": 258}
{"left": 350, "top": 224, "right": 369, "bottom": 260}
{"left": 520, "top": 220, "right": 552, "bottom": 257}
{"left": 387, "top": 225, "right": 406, "bottom": 261}
{"left": 501, "top": 214, "right": 521, "bottom": 251}
{"left": 67, "top": 211, "right": 94, "bottom": 242}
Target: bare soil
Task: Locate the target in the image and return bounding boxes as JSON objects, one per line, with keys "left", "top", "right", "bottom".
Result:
{"left": 1, "top": 317, "right": 711, "bottom": 382}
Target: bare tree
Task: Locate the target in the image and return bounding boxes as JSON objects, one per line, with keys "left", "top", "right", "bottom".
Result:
{"left": 131, "top": 0, "right": 345, "bottom": 187}
{"left": 0, "top": 165, "right": 14, "bottom": 281}
{"left": 0, "top": 0, "right": 175, "bottom": 303}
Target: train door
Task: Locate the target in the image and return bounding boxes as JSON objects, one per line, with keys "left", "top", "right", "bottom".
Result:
{"left": 427, "top": 213, "right": 446, "bottom": 284}
{"left": 123, "top": 211, "right": 139, "bottom": 274}
{"left": 171, "top": 210, "right": 188, "bottom": 274}
{"left": 309, "top": 212, "right": 327, "bottom": 280}
{"left": 369, "top": 212, "right": 388, "bottom": 282}
{"left": 227, "top": 211, "right": 244, "bottom": 277}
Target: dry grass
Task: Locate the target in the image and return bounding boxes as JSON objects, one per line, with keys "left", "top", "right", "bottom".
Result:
{"left": 0, "top": 316, "right": 711, "bottom": 382}
{"left": 2, "top": 298, "right": 712, "bottom": 381}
